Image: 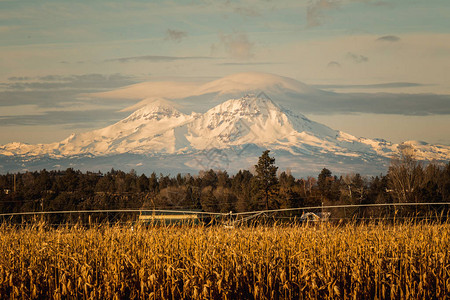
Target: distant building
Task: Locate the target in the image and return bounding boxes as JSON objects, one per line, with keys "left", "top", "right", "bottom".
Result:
{"left": 139, "top": 210, "right": 204, "bottom": 225}
{"left": 300, "top": 212, "right": 331, "bottom": 223}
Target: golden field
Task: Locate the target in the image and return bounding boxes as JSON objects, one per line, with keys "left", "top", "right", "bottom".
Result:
{"left": 0, "top": 221, "right": 449, "bottom": 299}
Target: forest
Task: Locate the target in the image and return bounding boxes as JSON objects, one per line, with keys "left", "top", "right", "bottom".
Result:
{"left": 0, "top": 150, "right": 449, "bottom": 221}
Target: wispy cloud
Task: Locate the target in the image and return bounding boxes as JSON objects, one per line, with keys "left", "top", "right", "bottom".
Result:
{"left": 214, "top": 0, "right": 262, "bottom": 17}
{"left": 327, "top": 61, "right": 341, "bottom": 68}
{"left": 0, "top": 25, "right": 21, "bottom": 33}
{"left": 212, "top": 32, "right": 254, "bottom": 60}
{"left": 346, "top": 52, "right": 368, "bottom": 63}
{"left": 0, "top": 72, "right": 138, "bottom": 132}
{"left": 0, "top": 109, "right": 128, "bottom": 127}
{"left": 306, "top": 0, "right": 340, "bottom": 28}
{"left": 233, "top": 6, "right": 261, "bottom": 17}
{"left": 8, "top": 76, "right": 32, "bottom": 81}
{"left": 105, "top": 55, "right": 216, "bottom": 63}
{"left": 2, "top": 74, "right": 136, "bottom": 91}
{"left": 287, "top": 92, "right": 450, "bottom": 116}
{"left": 306, "top": 0, "right": 388, "bottom": 28}
{"left": 376, "top": 35, "right": 401, "bottom": 42}
{"left": 217, "top": 62, "right": 278, "bottom": 66}
{"left": 0, "top": 73, "right": 131, "bottom": 129}
{"left": 313, "top": 82, "right": 425, "bottom": 89}
{"left": 165, "top": 29, "right": 188, "bottom": 42}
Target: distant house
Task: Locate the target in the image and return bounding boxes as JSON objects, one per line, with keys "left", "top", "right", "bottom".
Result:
{"left": 139, "top": 210, "right": 204, "bottom": 225}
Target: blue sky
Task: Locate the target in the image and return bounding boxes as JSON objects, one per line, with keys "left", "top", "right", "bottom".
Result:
{"left": 1, "top": 0, "right": 450, "bottom": 145}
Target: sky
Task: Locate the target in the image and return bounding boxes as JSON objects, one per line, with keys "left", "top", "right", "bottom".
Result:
{"left": 1, "top": 0, "right": 450, "bottom": 145}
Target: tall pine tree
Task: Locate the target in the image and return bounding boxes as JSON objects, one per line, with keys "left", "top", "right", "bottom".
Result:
{"left": 255, "top": 150, "right": 279, "bottom": 210}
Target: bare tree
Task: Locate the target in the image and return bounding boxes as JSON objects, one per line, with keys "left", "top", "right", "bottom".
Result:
{"left": 388, "top": 145, "right": 424, "bottom": 203}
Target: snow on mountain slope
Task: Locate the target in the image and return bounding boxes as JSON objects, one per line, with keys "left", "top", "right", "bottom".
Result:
{"left": 58, "top": 98, "right": 194, "bottom": 155}
{"left": 183, "top": 94, "right": 403, "bottom": 159}
{"left": 0, "top": 142, "right": 53, "bottom": 157}
{"left": 2, "top": 93, "right": 447, "bottom": 164}
{"left": 0, "top": 99, "right": 194, "bottom": 157}
{"left": 400, "top": 140, "right": 450, "bottom": 161}
{"left": 185, "top": 94, "right": 343, "bottom": 154}
{"left": 186, "top": 94, "right": 297, "bottom": 149}
{"left": 1, "top": 72, "right": 450, "bottom": 175}
{"left": 119, "top": 97, "right": 184, "bottom": 112}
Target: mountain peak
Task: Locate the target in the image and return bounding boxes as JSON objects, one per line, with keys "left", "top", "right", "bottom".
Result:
{"left": 123, "top": 98, "right": 184, "bottom": 122}
{"left": 185, "top": 93, "right": 302, "bottom": 149}
{"left": 206, "top": 93, "right": 281, "bottom": 117}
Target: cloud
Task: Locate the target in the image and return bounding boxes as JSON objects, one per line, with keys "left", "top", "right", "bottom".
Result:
{"left": 327, "top": 61, "right": 341, "bottom": 68}
{"left": 313, "top": 82, "right": 425, "bottom": 89}
{"left": 217, "top": 62, "right": 279, "bottom": 66}
{"left": 212, "top": 32, "right": 254, "bottom": 60}
{"left": 0, "top": 73, "right": 138, "bottom": 131}
{"left": 216, "top": 0, "right": 262, "bottom": 17}
{"left": 0, "top": 25, "right": 20, "bottom": 33}
{"left": 306, "top": 0, "right": 340, "bottom": 28}
{"left": 8, "top": 76, "right": 32, "bottom": 81}
{"left": 0, "top": 109, "right": 128, "bottom": 127}
{"left": 306, "top": 0, "right": 388, "bottom": 28}
{"left": 105, "top": 55, "right": 216, "bottom": 63}
{"left": 376, "top": 35, "right": 401, "bottom": 42}
{"left": 2, "top": 74, "right": 136, "bottom": 91}
{"left": 39, "top": 73, "right": 133, "bottom": 82}
{"left": 346, "top": 52, "right": 368, "bottom": 63}
{"left": 165, "top": 29, "right": 188, "bottom": 42}
{"left": 284, "top": 92, "right": 450, "bottom": 116}
{"left": 0, "top": 73, "right": 132, "bottom": 129}
{"left": 0, "top": 89, "right": 127, "bottom": 110}
{"left": 233, "top": 6, "right": 260, "bottom": 17}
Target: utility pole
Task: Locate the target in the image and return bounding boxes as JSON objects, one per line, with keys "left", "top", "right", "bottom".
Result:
{"left": 13, "top": 174, "right": 16, "bottom": 193}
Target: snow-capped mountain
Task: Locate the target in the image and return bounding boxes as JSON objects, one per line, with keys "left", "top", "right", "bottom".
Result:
{"left": 0, "top": 94, "right": 387, "bottom": 157}
{"left": 1, "top": 72, "right": 449, "bottom": 176}
{"left": 57, "top": 98, "right": 194, "bottom": 155}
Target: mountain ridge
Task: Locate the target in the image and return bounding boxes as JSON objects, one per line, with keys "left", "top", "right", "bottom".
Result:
{"left": 1, "top": 93, "right": 448, "bottom": 160}
{"left": 1, "top": 72, "right": 449, "bottom": 176}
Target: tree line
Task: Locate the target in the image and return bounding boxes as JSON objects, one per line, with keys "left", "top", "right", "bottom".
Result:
{"left": 0, "top": 149, "right": 449, "bottom": 221}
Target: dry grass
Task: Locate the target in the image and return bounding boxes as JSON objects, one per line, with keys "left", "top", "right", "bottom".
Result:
{"left": 0, "top": 221, "right": 449, "bottom": 299}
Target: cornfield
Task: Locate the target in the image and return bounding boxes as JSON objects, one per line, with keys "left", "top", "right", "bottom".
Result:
{"left": 0, "top": 221, "right": 449, "bottom": 299}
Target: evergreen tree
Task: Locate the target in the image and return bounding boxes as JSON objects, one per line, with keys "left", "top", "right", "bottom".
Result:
{"left": 137, "top": 174, "right": 149, "bottom": 193}
{"left": 254, "top": 150, "right": 279, "bottom": 210}
{"left": 232, "top": 170, "right": 254, "bottom": 212}
{"left": 149, "top": 172, "right": 158, "bottom": 193}
{"left": 317, "top": 168, "right": 334, "bottom": 201}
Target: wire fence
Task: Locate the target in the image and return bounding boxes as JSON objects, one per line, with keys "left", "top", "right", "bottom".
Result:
{"left": 0, "top": 202, "right": 449, "bottom": 226}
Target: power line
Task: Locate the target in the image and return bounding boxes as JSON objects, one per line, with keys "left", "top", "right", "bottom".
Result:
{"left": 0, "top": 202, "right": 448, "bottom": 218}
{"left": 0, "top": 209, "right": 223, "bottom": 218}
{"left": 233, "top": 202, "right": 450, "bottom": 216}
